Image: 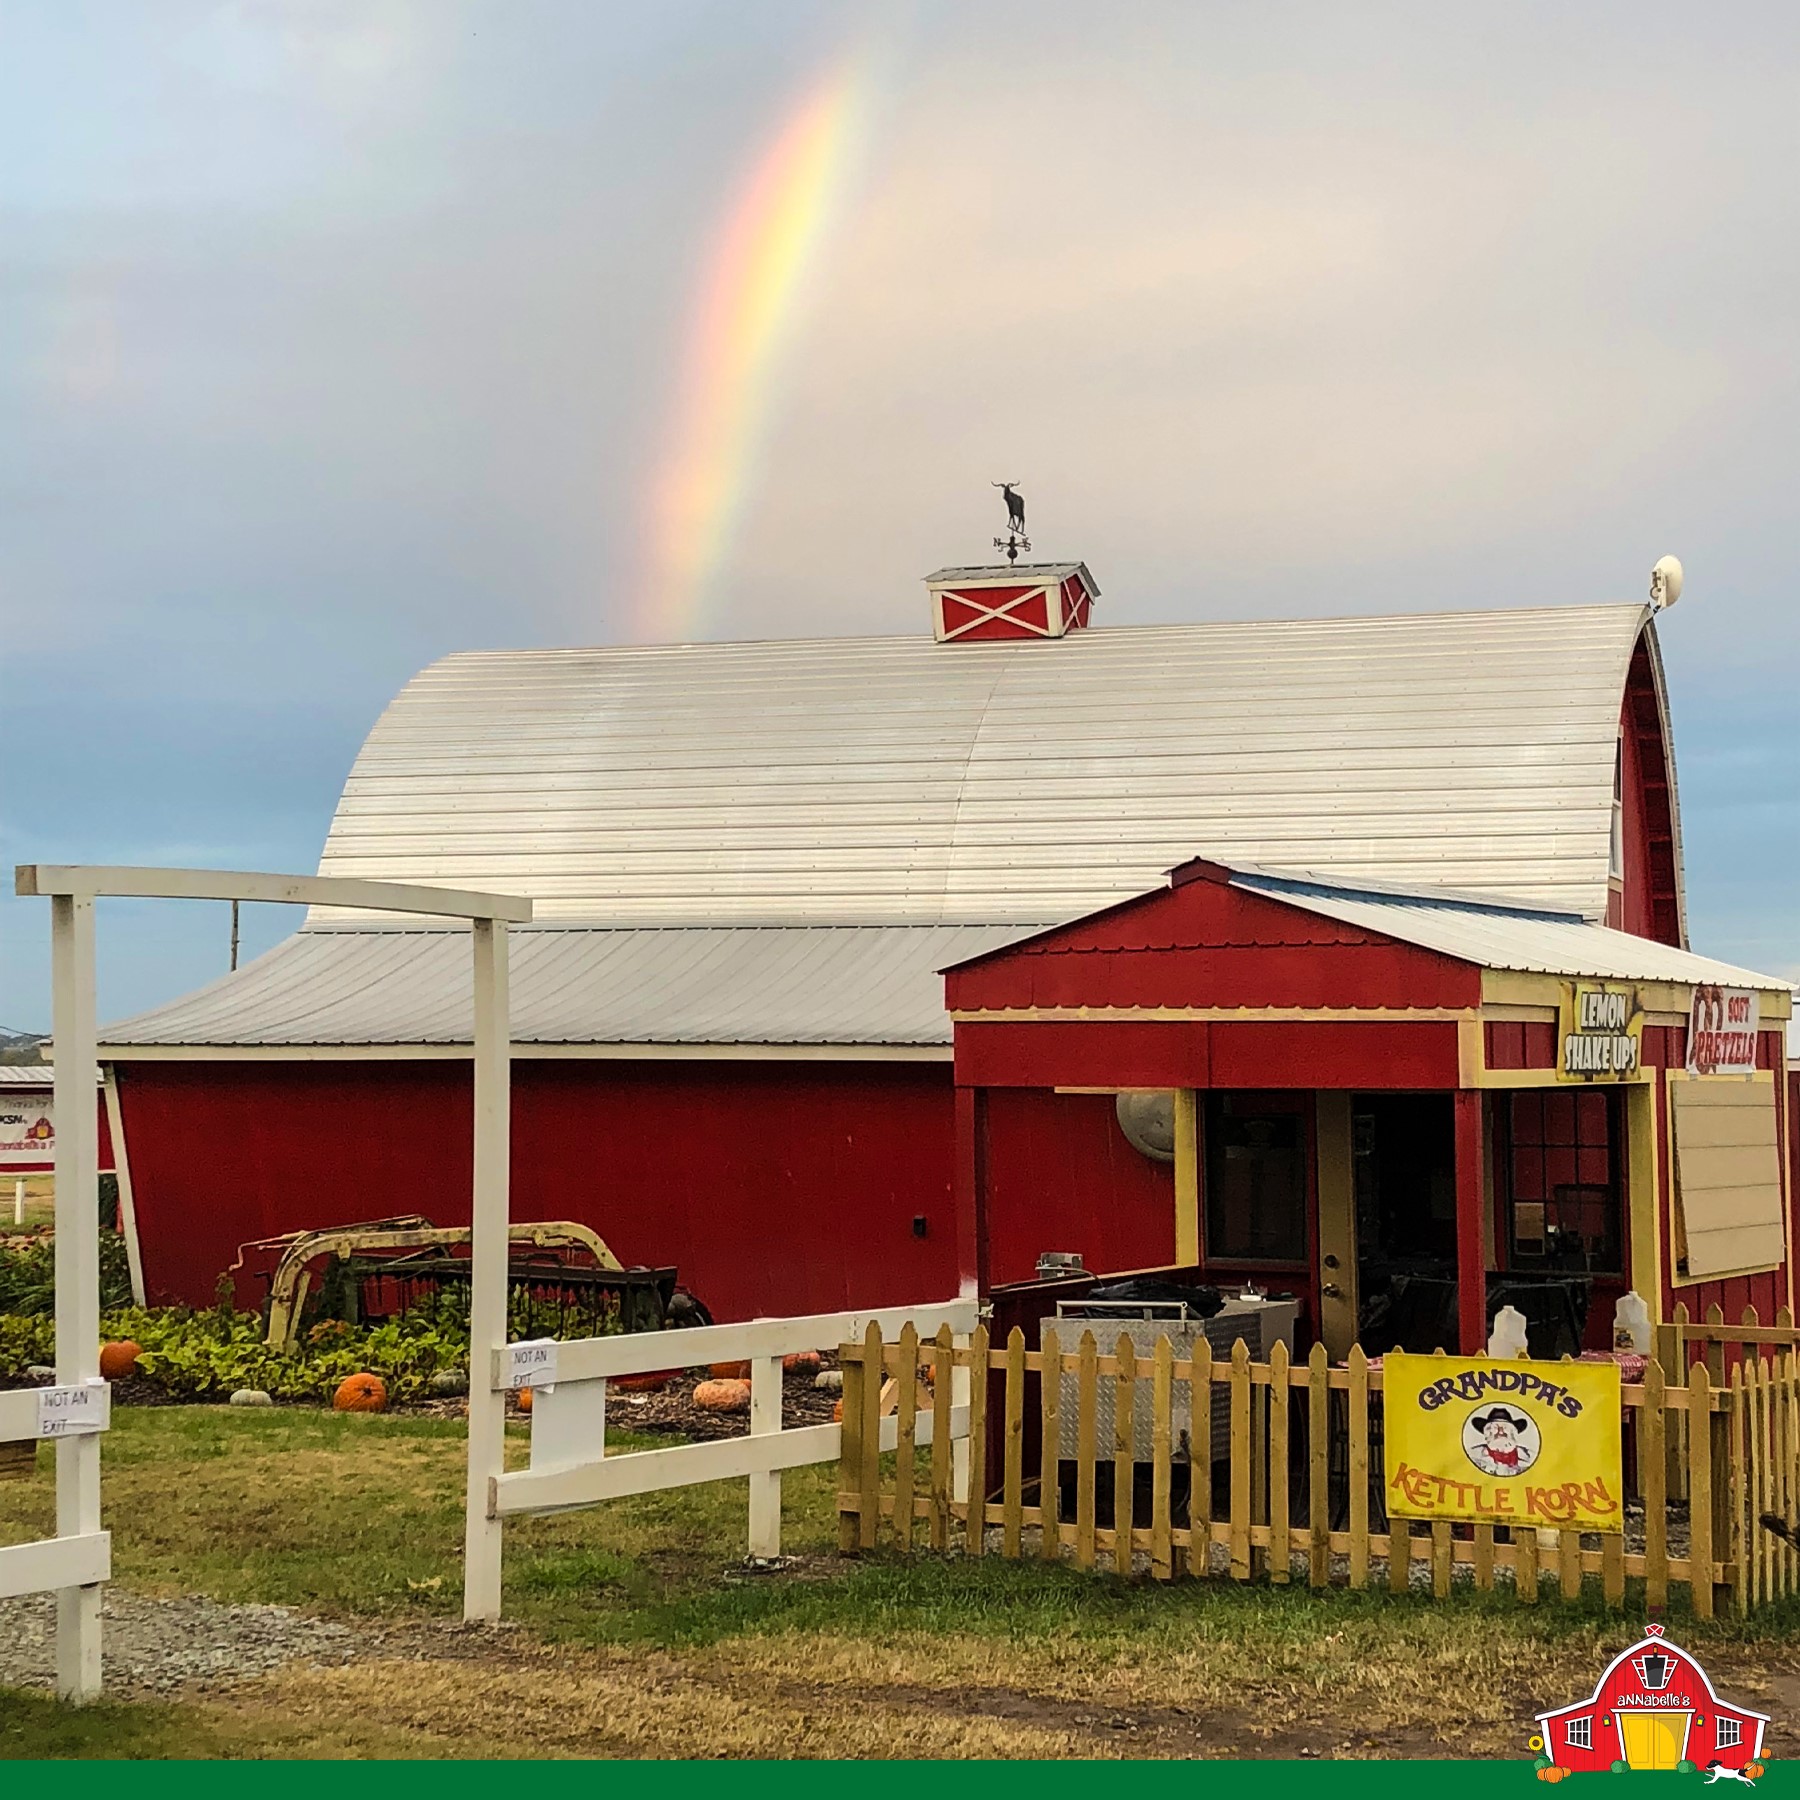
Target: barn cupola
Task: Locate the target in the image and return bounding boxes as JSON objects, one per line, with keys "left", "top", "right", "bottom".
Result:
{"left": 926, "top": 562, "right": 1100, "bottom": 643}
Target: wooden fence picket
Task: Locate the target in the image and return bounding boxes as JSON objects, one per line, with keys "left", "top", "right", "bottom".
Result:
{"left": 1002, "top": 1327, "right": 1025, "bottom": 1560}
{"left": 929, "top": 1325, "right": 953, "bottom": 1553}
{"left": 858, "top": 1319, "right": 881, "bottom": 1551}
{"left": 1689, "top": 1361, "right": 1714, "bottom": 1619}
{"left": 964, "top": 1325, "right": 989, "bottom": 1556}
{"left": 1347, "top": 1347, "right": 1370, "bottom": 1589}
{"left": 1268, "top": 1339, "right": 1291, "bottom": 1585}
{"left": 1113, "top": 1335, "right": 1137, "bottom": 1574}
{"left": 1189, "top": 1338, "right": 1213, "bottom": 1579}
{"left": 1075, "top": 1332, "right": 1099, "bottom": 1570}
{"left": 1642, "top": 1358, "right": 1668, "bottom": 1609}
{"left": 837, "top": 1328, "right": 866, "bottom": 1553}
{"left": 893, "top": 1322, "right": 920, "bottom": 1552}
{"left": 1150, "top": 1338, "right": 1174, "bottom": 1581}
{"left": 1038, "top": 1327, "right": 1061, "bottom": 1564}
{"left": 1308, "top": 1343, "right": 1329, "bottom": 1589}
{"left": 1229, "top": 1339, "right": 1251, "bottom": 1582}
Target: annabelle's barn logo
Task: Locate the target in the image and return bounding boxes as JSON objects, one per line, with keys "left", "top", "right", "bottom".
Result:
{"left": 1531, "top": 1626, "right": 1770, "bottom": 1778}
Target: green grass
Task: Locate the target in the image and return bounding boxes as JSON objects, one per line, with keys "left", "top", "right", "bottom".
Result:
{"left": 5, "top": 1404, "right": 1800, "bottom": 1760}
{"left": 0, "top": 1686, "right": 197, "bottom": 1758}
{"left": 0, "top": 1404, "right": 841, "bottom": 1627}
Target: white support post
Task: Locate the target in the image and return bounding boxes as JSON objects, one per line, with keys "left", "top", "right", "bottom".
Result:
{"left": 951, "top": 1332, "right": 972, "bottom": 1506}
{"left": 12, "top": 1178, "right": 23, "bottom": 1228}
{"left": 51, "top": 893, "right": 102, "bottom": 1702}
{"left": 462, "top": 918, "right": 511, "bottom": 1622}
{"left": 747, "top": 1354, "right": 782, "bottom": 1558}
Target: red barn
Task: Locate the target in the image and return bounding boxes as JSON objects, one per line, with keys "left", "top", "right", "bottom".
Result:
{"left": 1537, "top": 1626, "right": 1767, "bottom": 1772}
{"left": 94, "top": 565, "right": 1795, "bottom": 1345}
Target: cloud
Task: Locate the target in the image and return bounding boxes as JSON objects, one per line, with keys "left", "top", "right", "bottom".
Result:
{"left": 2, "top": 0, "right": 1795, "bottom": 1025}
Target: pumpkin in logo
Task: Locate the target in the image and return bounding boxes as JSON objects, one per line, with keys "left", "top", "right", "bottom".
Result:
{"left": 98, "top": 1340, "right": 141, "bottom": 1380}
{"left": 332, "top": 1372, "right": 388, "bottom": 1413}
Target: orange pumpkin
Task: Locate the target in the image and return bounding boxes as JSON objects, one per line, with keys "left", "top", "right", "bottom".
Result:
{"left": 709, "top": 1360, "right": 751, "bottom": 1380}
{"left": 693, "top": 1378, "right": 751, "bottom": 1413}
{"left": 783, "top": 1351, "right": 822, "bottom": 1375}
{"left": 832, "top": 1397, "right": 844, "bottom": 1421}
{"left": 332, "top": 1372, "right": 388, "bottom": 1413}
{"left": 515, "top": 1386, "right": 535, "bottom": 1413}
{"left": 612, "top": 1370, "right": 673, "bottom": 1393}
{"left": 99, "top": 1340, "right": 141, "bottom": 1381}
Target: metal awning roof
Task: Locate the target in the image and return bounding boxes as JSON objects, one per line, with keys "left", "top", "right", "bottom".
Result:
{"left": 98, "top": 924, "right": 1032, "bottom": 1051}
{"left": 1231, "top": 871, "right": 1793, "bottom": 993}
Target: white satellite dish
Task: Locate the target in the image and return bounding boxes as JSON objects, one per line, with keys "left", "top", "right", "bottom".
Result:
{"left": 1650, "top": 555, "right": 1683, "bottom": 611}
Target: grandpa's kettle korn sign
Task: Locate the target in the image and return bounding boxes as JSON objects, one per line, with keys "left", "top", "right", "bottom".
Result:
{"left": 1384, "top": 1352, "right": 1624, "bottom": 1532}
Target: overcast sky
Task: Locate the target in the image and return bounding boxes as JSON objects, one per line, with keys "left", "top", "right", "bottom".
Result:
{"left": 2, "top": 0, "right": 1796, "bottom": 1028}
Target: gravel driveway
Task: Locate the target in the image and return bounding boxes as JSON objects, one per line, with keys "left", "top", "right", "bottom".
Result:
{"left": 0, "top": 1590, "right": 376, "bottom": 1697}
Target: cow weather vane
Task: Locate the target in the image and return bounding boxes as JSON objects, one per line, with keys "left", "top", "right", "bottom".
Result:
{"left": 992, "top": 482, "right": 1030, "bottom": 564}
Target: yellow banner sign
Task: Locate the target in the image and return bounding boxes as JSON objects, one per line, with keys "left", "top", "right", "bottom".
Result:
{"left": 1384, "top": 1352, "right": 1624, "bottom": 1531}
{"left": 1558, "top": 981, "right": 1644, "bottom": 1082}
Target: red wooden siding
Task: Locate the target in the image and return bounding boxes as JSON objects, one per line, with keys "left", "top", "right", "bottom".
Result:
{"left": 114, "top": 1059, "right": 958, "bottom": 1320}
{"left": 1484, "top": 1020, "right": 1558, "bottom": 1069}
{"left": 980, "top": 1090, "right": 1175, "bottom": 1288}
{"left": 947, "top": 862, "right": 1481, "bottom": 1015}
{"left": 1611, "top": 634, "right": 1682, "bottom": 944}
{"left": 955, "top": 1019, "right": 1460, "bottom": 1091}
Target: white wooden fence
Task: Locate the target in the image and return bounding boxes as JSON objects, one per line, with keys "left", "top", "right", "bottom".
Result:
{"left": 483, "top": 1300, "right": 979, "bottom": 1566}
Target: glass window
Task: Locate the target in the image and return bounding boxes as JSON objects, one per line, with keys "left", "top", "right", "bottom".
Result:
{"left": 1505, "top": 1088, "right": 1623, "bottom": 1275}
{"left": 1566, "top": 1717, "right": 1592, "bottom": 1750}
{"left": 1204, "top": 1095, "right": 1308, "bottom": 1264}
{"left": 1717, "top": 1720, "right": 1742, "bottom": 1749}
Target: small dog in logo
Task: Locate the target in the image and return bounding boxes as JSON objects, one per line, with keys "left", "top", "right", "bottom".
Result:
{"left": 1704, "top": 1761, "right": 1756, "bottom": 1786}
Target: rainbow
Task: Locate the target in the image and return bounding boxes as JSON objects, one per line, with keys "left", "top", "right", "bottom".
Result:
{"left": 634, "top": 49, "right": 874, "bottom": 643}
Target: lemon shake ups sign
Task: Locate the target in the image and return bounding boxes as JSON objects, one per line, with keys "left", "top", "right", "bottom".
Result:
{"left": 1385, "top": 1353, "right": 1624, "bottom": 1530}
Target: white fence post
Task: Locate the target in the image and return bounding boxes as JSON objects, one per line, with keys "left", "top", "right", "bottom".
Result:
{"left": 747, "top": 1354, "right": 782, "bottom": 1558}
{"left": 51, "top": 892, "right": 102, "bottom": 1702}
{"left": 951, "top": 1332, "right": 972, "bottom": 1506}
{"left": 12, "top": 1178, "right": 24, "bottom": 1227}
{"left": 462, "top": 918, "right": 511, "bottom": 1622}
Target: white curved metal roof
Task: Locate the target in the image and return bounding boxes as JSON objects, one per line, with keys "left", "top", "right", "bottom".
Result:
{"left": 315, "top": 603, "right": 1668, "bottom": 930}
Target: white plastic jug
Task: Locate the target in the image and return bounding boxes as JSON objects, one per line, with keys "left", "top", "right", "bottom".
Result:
{"left": 1613, "top": 1290, "right": 1652, "bottom": 1354}
{"left": 1487, "top": 1304, "right": 1529, "bottom": 1359}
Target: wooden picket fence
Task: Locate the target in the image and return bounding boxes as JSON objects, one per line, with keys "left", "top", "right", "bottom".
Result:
{"left": 1733, "top": 1346, "right": 1800, "bottom": 1611}
{"left": 836, "top": 1322, "right": 1756, "bottom": 1613}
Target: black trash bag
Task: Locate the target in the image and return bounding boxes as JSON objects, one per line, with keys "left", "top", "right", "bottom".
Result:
{"left": 1082, "top": 1275, "right": 1224, "bottom": 1317}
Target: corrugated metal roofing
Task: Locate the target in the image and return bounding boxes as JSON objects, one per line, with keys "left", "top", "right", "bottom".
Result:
{"left": 1232, "top": 872, "right": 1792, "bottom": 992}
{"left": 99, "top": 924, "right": 1028, "bottom": 1049}
{"left": 313, "top": 603, "right": 1665, "bottom": 931}
{"left": 0, "top": 1065, "right": 53, "bottom": 1086}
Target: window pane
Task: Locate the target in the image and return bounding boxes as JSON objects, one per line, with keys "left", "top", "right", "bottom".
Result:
{"left": 1205, "top": 1096, "right": 1307, "bottom": 1263}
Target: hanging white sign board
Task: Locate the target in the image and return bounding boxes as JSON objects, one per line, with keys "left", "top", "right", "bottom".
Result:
{"left": 1687, "top": 986, "right": 1760, "bottom": 1077}
{"left": 36, "top": 1383, "right": 110, "bottom": 1438}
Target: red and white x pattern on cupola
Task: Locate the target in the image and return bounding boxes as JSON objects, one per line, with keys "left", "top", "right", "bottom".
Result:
{"left": 926, "top": 563, "right": 1100, "bottom": 642}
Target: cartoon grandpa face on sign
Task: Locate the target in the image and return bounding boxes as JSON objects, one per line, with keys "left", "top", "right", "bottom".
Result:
{"left": 1463, "top": 1407, "right": 1541, "bottom": 1477}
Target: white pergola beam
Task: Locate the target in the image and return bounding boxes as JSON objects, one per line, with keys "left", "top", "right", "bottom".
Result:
{"left": 20, "top": 862, "right": 526, "bottom": 1681}
{"left": 15, "top": 865, "right": 533, "bottom": 924}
